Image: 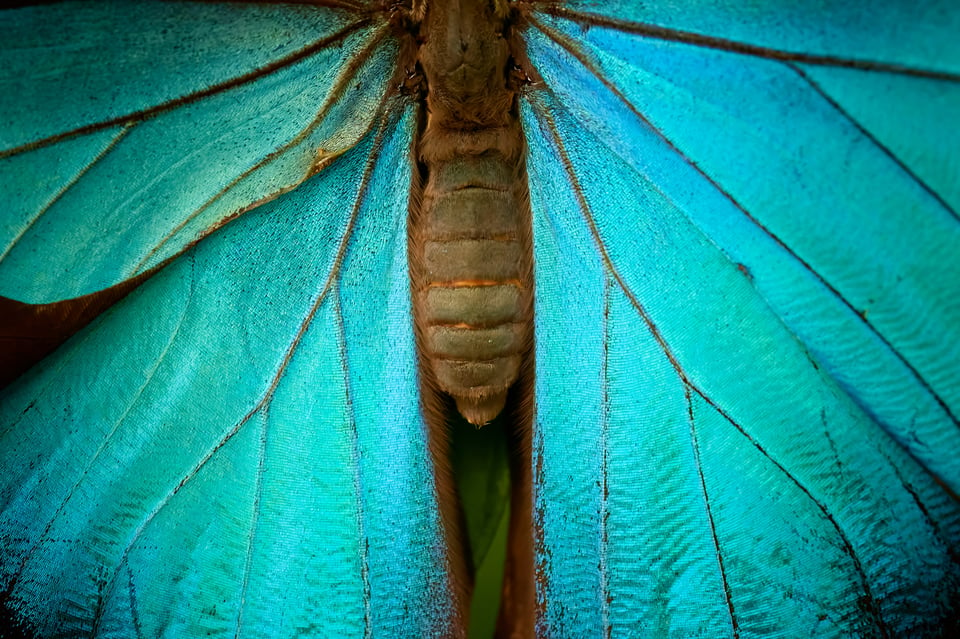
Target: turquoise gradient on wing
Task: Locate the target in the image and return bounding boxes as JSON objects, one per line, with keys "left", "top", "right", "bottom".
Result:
{"left": 551, "top": 0, "right": 960, "bottom": 75}
{"left": 0, "top": 104, "right": 455, "bottom": 638}
{"left": 525, "top": 14, "right": 960, "bottom": 491}
{"left": 0, "top": 2, "right": 394, "bottom": 303}
{"left": 523, "top": 4, "right": 960, "bottom": 632}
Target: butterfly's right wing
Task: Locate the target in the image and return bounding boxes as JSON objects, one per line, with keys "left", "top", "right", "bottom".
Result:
{"left": 521, "top": 1, "right": 960, "bottom": 635}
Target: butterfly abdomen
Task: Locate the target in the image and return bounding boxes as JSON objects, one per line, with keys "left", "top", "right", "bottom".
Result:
{"left": 409, "top": 0, "right": 533, "bottom": 425}
{"left": 414, "top": 131, "right": 531, "bottom": 425}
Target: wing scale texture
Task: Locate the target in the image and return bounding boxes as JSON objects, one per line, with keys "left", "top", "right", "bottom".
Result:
{"left": 0, "top": 1, "right": 957, "bottom": 637}
{"left": 523, "top": 3, "right": 960, "bottom": 635}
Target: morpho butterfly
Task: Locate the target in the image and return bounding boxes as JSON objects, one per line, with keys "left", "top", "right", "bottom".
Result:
{"left": 0, "top": 0, "right": 958, "bottom": 637}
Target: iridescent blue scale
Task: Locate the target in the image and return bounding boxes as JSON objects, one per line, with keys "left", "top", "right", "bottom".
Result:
{"left": 0, "top": 2, "right": 957, "bottom": 637}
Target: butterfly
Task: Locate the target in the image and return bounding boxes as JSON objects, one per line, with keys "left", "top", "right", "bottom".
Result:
{"left": 1, "top": 1, "right": 958, "bottom": 637}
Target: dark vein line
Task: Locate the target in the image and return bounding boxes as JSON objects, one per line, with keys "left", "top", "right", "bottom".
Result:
{"left": 323, "top": 0, "right": 370, "bottom": 12}
{"left": 196, "top": 0, "right": 369, "bottom": 11}
{"left": 532, "top": 101, "right": 891, "bottom": 637}
{"left": 132, "top": 25, "right": 391, "bottom": 275}
{"left": 878, "top": 447, "right": 960, "bottom": 566}
{"left": 127, "top": 564, "right": 144, "bottom": 639}
{"left": 299, "top": 0, "right": 369, "bottom": 11}
{"left": 685, "top": 388, "right": 739, "bottom": 638}
{"left": 93, "top": 104, "right": 397, "bottom": 614}
{"left": 333, "top": 282, "right": 372, "bottom": 638}
{"left": 531, "top": 5, "right": 960, "bottom": 82}
{"left": 0, "top": 124, "right": 133, "bottom": 263}
{"left": 530, "top": 209, "right": 556, "bottom": 635}
{"left": 689, "top": 385, "right": 893, "bottom": 635}
{"left": 532, "top": 17, "right": 960, "bottom": 430}
{"left": 937, "top": 477, "right": 960, "bottom": 504}
{"left": 0, "top": 265, "right": 194, "bottom": 600}
{"left": 599, "top": 274, "right": 611, "bottom": 638}
{"left": 789, "top": 62, "right": 959, "bottom": 223}
{"left": 532, "top": 437, "right": 550, "bottom": 636}
{"left": 339, "top": 0, "right": 368, "bottom": 11}
{"left": 0, "top": 20, "right": 372, "bottom": 160}
{"left": 90, "top": 567, "right": 108, "bottom": 638}
{"left": 234, "top": 409, "right": 269, "bottom": 639}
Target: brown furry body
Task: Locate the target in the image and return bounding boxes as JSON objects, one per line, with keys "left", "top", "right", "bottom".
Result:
{"left": 403, "top": 0, "right": 537, "bottom": 635}
{"left": 408, "top": 0, "right": 534, "bottom": 428}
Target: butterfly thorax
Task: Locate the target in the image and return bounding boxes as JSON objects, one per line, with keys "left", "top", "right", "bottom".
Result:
{"left": 408, "top": 0, "right": 534, "bottom": 425}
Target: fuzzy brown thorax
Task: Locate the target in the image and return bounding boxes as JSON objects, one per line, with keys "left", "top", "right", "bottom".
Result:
{"left": 408, "top": 0, "right": 533, "bottom": 425}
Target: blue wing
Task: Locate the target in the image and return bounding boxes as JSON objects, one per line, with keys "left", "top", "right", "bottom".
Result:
{"left": 522, "top": 1, "right": 960, "bottom": 635}
{"left": 5, "top": 0, "right": 960, "bottom": 636}
{"left": 1, "top": 103, "right": 460, "bottom": 638}
{"left": 0, "top": 1, "right": 395, "bottom": 303}
{"left": 0, "top": 3, "right": 462, "bottom": 637}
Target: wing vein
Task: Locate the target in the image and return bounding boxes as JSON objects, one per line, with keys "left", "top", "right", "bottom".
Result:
{"left": 531, "top": 7, "right": 960, "bottom": 82}
{"left": 234, "top": 410, "right": 270, "bottom": 639}
{"left": 685, "top": 387, "right": 739, "bottom": 638}
{"left": 0, "top": 124, "right": 133, "bottom": 263}
{"left": 313, "top": 0, "right": 369, "bottom": 11}
{"left": 92, "top": 104, "right": 397, "bottom": 615}
{"left": 0, "top": 19, "right": 373, "bottom": 160}
{"left": 687, "top": 387, "right": 892, "bottom": 636}
{"left": 878, "top": 449, "right": 960, "bottom": 564}
{"left": 531, "top": 18, "right": 960, "bottom": 431}
{"left": 788, "top": 62, "right": 959, "bottom": 223}
{"left": 334, "top": 282, "right": 373, "bottom": 638}
{"left": 536, "top": 104, "right": 891, "bottom": 637}
{"left": 0, "top": 255, "right": 195, "bottom": 600}
{"left": 599, "top": 275, "right": 611, "bottom": 638}
{"left": 127, "top": 563, "right": 145, "bottom": 639}
{"left": 131, "top": 25, "right": 393, "bottom": 276}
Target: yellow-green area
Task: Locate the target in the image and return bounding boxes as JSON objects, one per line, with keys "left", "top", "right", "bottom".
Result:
{"left": 450, "top": 414, "right": 513, "bottom": 639}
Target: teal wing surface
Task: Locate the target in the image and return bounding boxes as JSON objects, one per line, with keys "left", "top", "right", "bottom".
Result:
{"left": 3, "top": 0, "right": 960, "bottom": 637}
{"left": 0, "top": 1, "right": 395, "bottom": 303}
{"left": 0, "top": 2, "right": 459, "bottom": 637}
{"left": 522, "top": 1, "right": 960, "bottom": 636}
{"left": 0, "top": 101, "right": 458, "bottom": 638}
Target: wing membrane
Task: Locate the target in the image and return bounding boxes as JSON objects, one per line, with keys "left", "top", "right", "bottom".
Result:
{"left": 532, "top": 0, "right": 960, "bottom": 77}
{"left": 523, "top": 87, "right": 960, "bottom": 637}
{"left": 0, "top": 103, "right": 458, "bottom": 638}
{"left": 0, "top": 2, "right": 395, "bottom": 303}
{"left": 521, "top": 5, "right": 960, "bottom": 630}
{"left": 523, "top": 14, "right": 960, "bottom": 490}
{"left": 0, "top": 2, "right": 363, "bottom": 152}
{"left": 794, "top": 65, "right": 960, "bottom": 214}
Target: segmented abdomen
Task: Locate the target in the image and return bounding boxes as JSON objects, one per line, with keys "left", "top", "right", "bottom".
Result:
{"left": 411, "top": 123, "right": 533, "bottom": 425}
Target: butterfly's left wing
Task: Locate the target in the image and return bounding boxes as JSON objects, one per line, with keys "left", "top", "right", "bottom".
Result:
{"left": 0, "top": 3, "right": 461, "bottom": 637}
{"left": 0, "top": 1, "right": 392, "bottom": 303}
{"left": 0, "top": 100, "right": 461, "bottom": 638}
{"left": 521, "top": 1, "right": 960, "bottom": 635}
